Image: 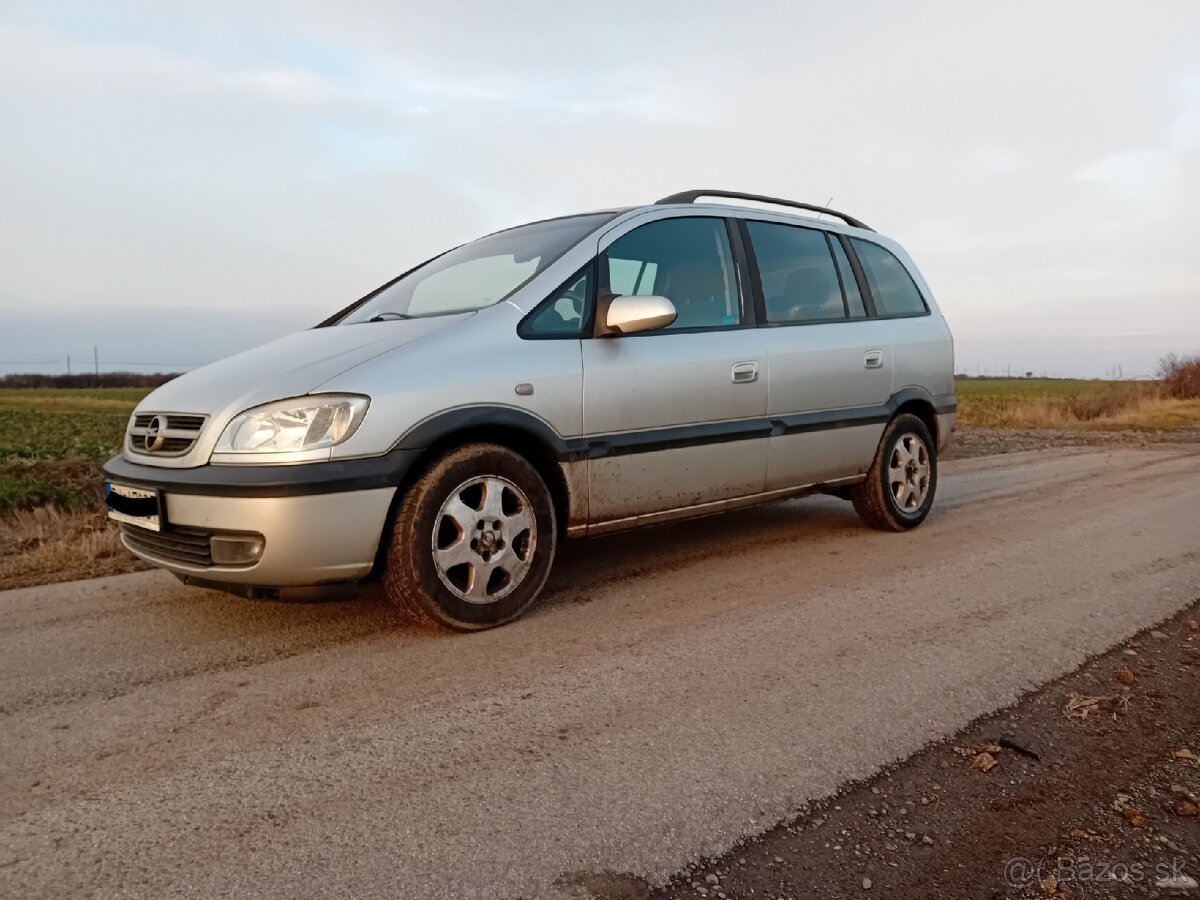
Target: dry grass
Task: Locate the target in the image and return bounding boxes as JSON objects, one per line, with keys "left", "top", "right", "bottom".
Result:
{"left": 0, "top": 507, "right": 145, "bottom": 591}
{"left": 0, "top": 390, "right": 150, "bottom": 589}
{"left": 1158, "top": 353, "right": 1200, "bottom": 399}
{"left": 956, "top": 379, "right": 1200, "bottom": 430}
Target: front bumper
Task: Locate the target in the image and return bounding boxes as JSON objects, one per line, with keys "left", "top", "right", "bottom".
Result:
{"left": 103, "top": 451, "right": 418, "bottom": 588}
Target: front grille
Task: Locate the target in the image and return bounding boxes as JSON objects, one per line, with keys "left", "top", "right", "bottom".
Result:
{"left": 121, "top": 523, "right": 213, "bottom": 567}
{"left": 127, "top": 412, "right": 208, "bottom": 457}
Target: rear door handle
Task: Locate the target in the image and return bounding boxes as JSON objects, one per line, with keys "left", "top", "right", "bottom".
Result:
{"left": 864, "top": 349, "right": 884, "bottom": 369}
{"left": 731, "top": 361, "right": 759, "bottom": 384}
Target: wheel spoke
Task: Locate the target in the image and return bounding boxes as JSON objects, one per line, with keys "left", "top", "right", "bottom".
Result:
{"left": 496, "top": 545, "right": 532, "bottom": 582}
{"left": 479, "top": 478, "right": 507, "bottom": 519}
{"left": 504, "top": 505, "right": 534, "bottom": 538}
{"left": 465, "top": 561, "right": 496, "bottom": 601}
{"left": 441, "top": 495, "right": 479, "bottom": 533}
{"left": 434, "top": 537, "right": 472, "bottom": 569}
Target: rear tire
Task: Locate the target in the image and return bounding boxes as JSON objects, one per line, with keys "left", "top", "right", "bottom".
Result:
{"left": 852, "top": 413, "right": 937, "bottom": 531}
{"left": 382, "top": 443, "right": 557, "bottom": 630}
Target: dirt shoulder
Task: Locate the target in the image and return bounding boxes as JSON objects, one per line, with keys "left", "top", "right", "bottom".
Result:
{"left": 633, "top": 602, "right": 1200, "bottom": 900}
{"left": 943, "top": 425, "right": 1200, "bottom": 461}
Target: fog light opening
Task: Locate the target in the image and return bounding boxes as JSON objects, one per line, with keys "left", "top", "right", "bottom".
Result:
{"left": 210, "top": 534, "right": 265, "bottom": 566}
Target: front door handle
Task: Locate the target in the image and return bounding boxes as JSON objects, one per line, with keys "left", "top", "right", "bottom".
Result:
{"left": 864, "top": 349, "right": 884, "bottom": 369}
{"left": 731, "top": 361, "right": 759, "bottom": 384}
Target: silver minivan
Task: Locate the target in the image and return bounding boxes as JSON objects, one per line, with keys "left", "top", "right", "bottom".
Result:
{"left": 104, "top": 190, "right": 955, "bottom": 629}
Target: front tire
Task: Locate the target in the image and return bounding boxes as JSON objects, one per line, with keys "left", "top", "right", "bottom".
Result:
{"left": 383, "top": 443, "right": 557, "bottom": 630}
{"left": 852, "top": 413, "right": 937, "bottom": 531}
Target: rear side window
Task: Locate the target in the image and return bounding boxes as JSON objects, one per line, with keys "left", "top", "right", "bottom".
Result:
{"left": 850, "top": 239, "right": 928, "bottom": 316}
{"left": 746, "top": 221, "right": 846, "bottom": 323}
{"left": 604, "top": 217, "right": 740, "bottom": 330}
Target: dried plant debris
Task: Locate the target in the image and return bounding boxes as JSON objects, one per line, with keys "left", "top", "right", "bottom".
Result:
{"left": 954, "top": 743, "right": 1002, "bottom": 773}
{"left": 1063, "top": 694, "right": 1106, "bottom": 720}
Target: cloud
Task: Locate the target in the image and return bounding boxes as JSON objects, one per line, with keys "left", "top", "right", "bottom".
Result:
{"left": 0, "top": 24, "right": 345, "bottom": 105}
{"left": 2, "top": 2, "right": 1200, "bottom": 379}
{"left": 1074, "top": 66, "right": 1200, "bottom": 210}
{"left": 1076, "top": 147, "right": 1177, "bottom": 207}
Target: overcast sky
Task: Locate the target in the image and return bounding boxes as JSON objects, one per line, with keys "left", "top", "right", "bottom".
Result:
{"left": 2, "top": 1, "right": 1198, "bottom": 378}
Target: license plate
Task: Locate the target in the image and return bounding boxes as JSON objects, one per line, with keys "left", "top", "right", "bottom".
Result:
{"left": 105, "top": 482, "right": 162, "bottom": 532}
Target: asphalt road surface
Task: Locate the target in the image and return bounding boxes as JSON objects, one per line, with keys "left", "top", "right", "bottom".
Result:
{"left": 3, "top": 447, "right": 1199, "bottom": 899}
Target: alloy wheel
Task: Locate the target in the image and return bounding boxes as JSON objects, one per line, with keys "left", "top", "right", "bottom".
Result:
{"left": 431, "top": 476, "right": 536, "bottom": 603}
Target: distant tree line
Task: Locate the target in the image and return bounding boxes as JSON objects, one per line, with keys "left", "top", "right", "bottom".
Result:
{"left": 0, "top": 372, "right": 181, "bottom": 389}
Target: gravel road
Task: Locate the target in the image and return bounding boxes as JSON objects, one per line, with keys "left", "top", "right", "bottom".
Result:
{"left": 2, "top": 446, "right": 1198, "bottom": 899}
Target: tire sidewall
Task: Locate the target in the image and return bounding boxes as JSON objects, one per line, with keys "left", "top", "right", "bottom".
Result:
{"left": 394, "top": 446, "right": 557, "bottom": 629}
{"left": 881, "top": 415, "right": 937, "bottom": 527}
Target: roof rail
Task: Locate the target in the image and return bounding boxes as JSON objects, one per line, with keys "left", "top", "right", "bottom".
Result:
{"left": 655, "top": 190, "right": 872, "bottom": 231}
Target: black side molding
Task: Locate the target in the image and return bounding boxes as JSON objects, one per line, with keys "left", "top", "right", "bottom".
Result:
{"left": 104, "top": 392, "right": 957, "bottom": 498}
{"left": 587, "top": 418, "right": 773, "bottom": 459}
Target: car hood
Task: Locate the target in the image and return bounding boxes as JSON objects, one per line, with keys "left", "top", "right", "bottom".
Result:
{"left": 136, "top": 314, "right": 468, "bottom": 422}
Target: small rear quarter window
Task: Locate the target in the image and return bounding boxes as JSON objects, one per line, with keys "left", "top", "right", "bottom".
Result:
{"left": 850, "top": 239, "right": 928, "bottom": 317}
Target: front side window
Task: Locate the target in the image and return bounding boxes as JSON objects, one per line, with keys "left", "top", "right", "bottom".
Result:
{"left": 746, "top": 221, "right": 846, "bottom": 323}
{"left": 339, "top": 213, "right": 615, "bottom": 323}
{"left": 604, "top": 217, "right": 740, "bottom": 330}
{"left": 849, "top": 239, "right": 928, "bottom": 316}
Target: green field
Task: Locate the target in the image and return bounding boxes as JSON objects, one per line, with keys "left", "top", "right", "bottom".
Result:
{"left": 0, "top": 388, "right": 149, "bottom": 462}
{"left": 0, "top": 388, "right": 151, "bottom": 515}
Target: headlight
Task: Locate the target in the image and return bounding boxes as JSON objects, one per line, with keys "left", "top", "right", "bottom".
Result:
{"left": 215, "top": 395, "right": 369, "bottom": 455}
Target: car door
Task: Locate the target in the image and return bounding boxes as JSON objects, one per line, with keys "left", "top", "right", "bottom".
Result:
{"left": 739, "top": 218, "right": 894, "bottom": 489}
{"left": 581, "top": 214, "right": 768, "bottom": 524}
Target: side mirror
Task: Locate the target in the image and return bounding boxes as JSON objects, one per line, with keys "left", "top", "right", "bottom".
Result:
{"left": 603, "top": 295, "right": 677, "bottom": 335}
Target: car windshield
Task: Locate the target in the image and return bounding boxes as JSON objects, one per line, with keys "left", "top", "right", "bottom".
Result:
{"left": 339, "top": 212, "right": 616, "bottom": 324}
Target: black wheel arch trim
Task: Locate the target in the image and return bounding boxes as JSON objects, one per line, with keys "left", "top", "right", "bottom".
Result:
{"left": 393, "top": 405, "right": 590, "bottom": 459}
{"left": 889, "top": 386, "right": 956, "bottom": 415}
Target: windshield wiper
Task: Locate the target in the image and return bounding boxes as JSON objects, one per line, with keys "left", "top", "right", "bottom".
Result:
{"left": 365, "top": 312, "right": 414, "bottom": 322}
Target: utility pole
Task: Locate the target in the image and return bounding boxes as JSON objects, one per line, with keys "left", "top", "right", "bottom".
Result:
{"left": 93, "top": 346, "right": 99, "bottom": 376}
{"left": 66, "top": 355, "right": 71, "bottom": 375}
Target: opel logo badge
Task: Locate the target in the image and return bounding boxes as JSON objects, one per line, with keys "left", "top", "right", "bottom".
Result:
{"left": 143, "top": 415, "right": 168, "bottom": 453}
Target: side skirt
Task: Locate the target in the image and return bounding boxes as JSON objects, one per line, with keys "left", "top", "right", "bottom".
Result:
{"left": 565, "top": 475, "right": 865, "bottom": 538}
